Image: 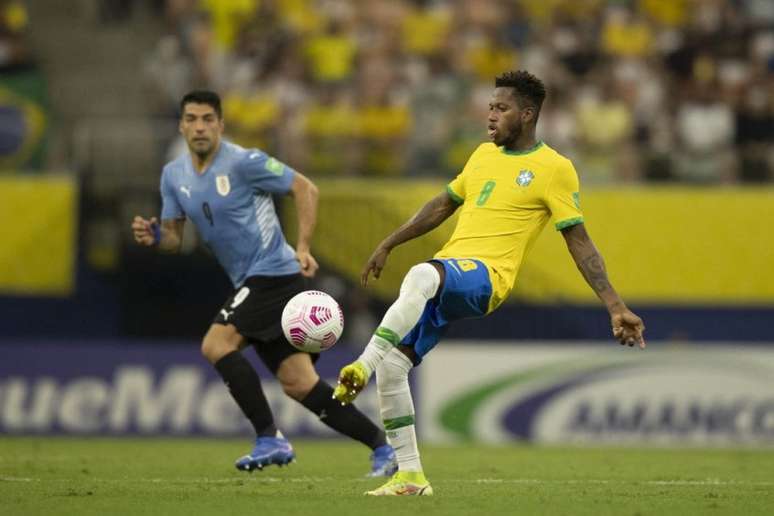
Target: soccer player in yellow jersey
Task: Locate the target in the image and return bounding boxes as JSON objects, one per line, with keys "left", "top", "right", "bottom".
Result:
{"left": 333, "top": 71, "right": 646, "bottom": 496}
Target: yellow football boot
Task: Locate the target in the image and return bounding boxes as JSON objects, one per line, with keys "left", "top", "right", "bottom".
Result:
{"left": 332, "top": 361, "right": 370, "bottom": 404}
{"left": 366, "top": 471, "right": 433, "bottom": 496}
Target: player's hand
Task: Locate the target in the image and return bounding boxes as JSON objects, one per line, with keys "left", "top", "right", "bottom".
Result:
{"left": 296, "top": 249, "right": 319, "bottom": 278}
{"left": 361, "top": 246, "right": 390, "bottom": 287}
{"left": 611, "top": 308, "right": 646, "bottom": 349}
{"left": 132, "top": 216, "right": 158, "bottom": 246}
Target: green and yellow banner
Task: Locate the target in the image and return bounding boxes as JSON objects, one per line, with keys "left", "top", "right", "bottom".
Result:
{"left": 0, "top": 69, "right": 49, "bottom": 169}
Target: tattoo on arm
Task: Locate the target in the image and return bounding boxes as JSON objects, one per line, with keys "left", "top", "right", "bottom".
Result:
{"left": 578, "top": 253, "right": 611, "bottom": 294}
{"left": 562, "top": 223, "right": 624, "bottom": 310}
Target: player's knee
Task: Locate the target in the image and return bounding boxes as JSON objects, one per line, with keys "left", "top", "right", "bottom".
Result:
{"left": 376, "top": 350, "right": 412, "bottom": 394}
{"left": 201, "top": 337, "right": 232, "bottom": 364}
{"left": 279, "top": 373, "right": 318, "bottom": 400}
{"left": 400, "top": 263, "right": 440, "bottom": 300}
{"left": 376, "top": 350, "right": 414, "bottom": 419}
{"left": 277, "top": 356, "right": 319, "bottom": 400}
{"left": 201, "top": 326, "right": 241, "bottom": 364}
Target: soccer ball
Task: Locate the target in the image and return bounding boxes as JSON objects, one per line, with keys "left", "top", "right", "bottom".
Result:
{"left": 281, "top": 290, "right": 344, "bottom": 353}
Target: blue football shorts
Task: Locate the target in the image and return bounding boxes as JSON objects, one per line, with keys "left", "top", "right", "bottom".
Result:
{"left": 400, "top": 258, "right": 493, "bottom": 364}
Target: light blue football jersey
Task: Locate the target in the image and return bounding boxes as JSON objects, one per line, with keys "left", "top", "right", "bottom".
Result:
{"left": 160, "top": 141, "right": 300, "bottom": 287}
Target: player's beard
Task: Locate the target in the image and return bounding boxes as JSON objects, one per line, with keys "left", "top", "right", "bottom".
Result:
{"left": 194, "top": 148, "right": 212, "bottom": 161}
{"left": 495, "top": 122, "right": 522, "bottom": 148}
{"left": 190, "top": 138, "right": 214, "bottom": 160}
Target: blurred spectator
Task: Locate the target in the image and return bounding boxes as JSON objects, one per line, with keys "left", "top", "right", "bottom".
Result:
{"left": 406, "top": 55, "right": 463, "bottom": 175}
{"left": 303, "top": 19, "right": 357, "bottom": 84}
{"left": 401, "top": 1, "right": 452, "bottom": 57}
{"left": 575, "top": 76, "right": 639, "bottom": 183}
{"left": 0, "top": 0, "right": 31, "bottom": 71}
{"left": 99, "top": 0, "right": 166, "bottom": 23}
{"left": 601, "top": 5, "right": 654, "bottom": 59}
{"left": 735, "top": 80, "right": 774, "bottom": 182}
{"left": 144, "top": 35, "right": 194, "bottom": 115}
{"left": 537, "top": 86, "right": 578, "bottom": 162}
{"left": 355, "top": 49, "right": 412, "bottom": 176}
{"left": 673, "top": 82, "right": 737, "bottom": 183}
{"left": 304, "top": 85, "right": 359, "bottom": 175}
{"left": 443, "top": 82, "right": 491, "bottom": 173}
{"left": 640, "top": 0, "right": 689, "bottom": 27}
{"left": 198, "top": 0, "right": 258, "bottom": 50}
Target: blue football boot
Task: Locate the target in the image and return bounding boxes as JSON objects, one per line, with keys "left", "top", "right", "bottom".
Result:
{"left": 235, "top": 436, "right": 295, "bottom": 472}
{"left": 367, "top": 444, "right": 398, "bottom": 477}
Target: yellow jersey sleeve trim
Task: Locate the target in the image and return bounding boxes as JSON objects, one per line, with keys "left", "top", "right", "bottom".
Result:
{"left": 555, "top": 217, "right": 584, "bottom": 230}
{"left": 446, "top": 184, "right": 464, "bottom": 204}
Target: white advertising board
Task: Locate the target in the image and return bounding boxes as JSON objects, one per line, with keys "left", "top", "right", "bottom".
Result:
{"left": 420, "top": 342, "right": 774, "bottom": 446}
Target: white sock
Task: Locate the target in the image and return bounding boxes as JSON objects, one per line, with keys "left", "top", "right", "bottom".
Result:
{"left": 376, "top": 349, "right": 422, "bottom": 473}
{"left": 358, "top": 263, "right": 440, "bottom": 376}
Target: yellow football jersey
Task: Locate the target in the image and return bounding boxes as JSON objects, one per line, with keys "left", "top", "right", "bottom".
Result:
{"left": 434, "top": 141, "right": 583, "bottom": 311}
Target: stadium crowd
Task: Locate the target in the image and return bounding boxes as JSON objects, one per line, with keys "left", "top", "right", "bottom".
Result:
{"left": 0, "top": 0, "right": 30, "bottom": 71}
{"left": 144, "top": 0, "right": 774, "bottom": 183}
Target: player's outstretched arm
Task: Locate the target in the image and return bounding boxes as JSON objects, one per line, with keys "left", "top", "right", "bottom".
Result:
{"left": 361, "top": 190, "right": 460, "bottom": 286}
{"left": 131, "top": 216, "right": 185, "bottom": 253}
{"left": 561, "top": 222, "right": 645, "bottom": 348}
{"left": 288, "top": 172, "right": 320, "bottom": 278}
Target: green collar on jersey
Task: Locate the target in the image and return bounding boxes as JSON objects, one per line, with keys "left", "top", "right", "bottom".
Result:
{"left": 500, "top": 140, "right": 544, "bottom": 156}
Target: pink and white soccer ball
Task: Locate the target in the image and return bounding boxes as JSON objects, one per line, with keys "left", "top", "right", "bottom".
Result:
{"left": 281, "top": 290, "right": 344, "bottom": 353}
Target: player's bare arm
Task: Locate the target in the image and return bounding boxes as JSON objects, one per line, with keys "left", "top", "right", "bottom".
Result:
{"left": 561, "top": 222, "right": 645, "bottom": 348}
{"left": 288, "top": 172, "right": 319, "bottom": 278}
{"left": 131, "top": 216, "right": 185, "bottom": 253}
{"left": 362, "top": 190, "right": 459, "bottom": 286}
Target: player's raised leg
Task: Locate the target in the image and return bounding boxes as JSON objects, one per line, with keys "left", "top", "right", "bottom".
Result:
{"left": 365, "top": 347, "right": 432, "bottom": 496}
{"left": 201, "top": 323, "right": 294, "bottom": 471}
{"left": 334, "top": 262, "right": 442, "bottom": 404}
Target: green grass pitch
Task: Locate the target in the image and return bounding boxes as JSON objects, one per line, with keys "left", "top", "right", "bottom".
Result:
{"left": 1, "top": 437, "right": 773, "bottom": 515}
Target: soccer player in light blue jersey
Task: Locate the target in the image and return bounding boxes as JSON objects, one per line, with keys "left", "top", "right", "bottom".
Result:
{"left": 131, "top": 91, "right": 396, "bottom": 476}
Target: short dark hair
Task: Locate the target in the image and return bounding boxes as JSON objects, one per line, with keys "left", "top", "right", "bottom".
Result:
{"left": 180, "top": 90, "right": 222, "bottom": 118}
{"left": 495, "top": 70, "right": 546, "bottom": 115}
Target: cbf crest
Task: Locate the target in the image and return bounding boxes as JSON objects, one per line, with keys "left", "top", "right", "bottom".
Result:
{"left": 216, "top": 175, "right": 231, "bottom": 196}
{"left": 516, "top": 169, "right": 535, "bottom": 187}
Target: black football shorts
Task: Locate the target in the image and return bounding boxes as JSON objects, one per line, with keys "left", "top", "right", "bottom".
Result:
{"left": 213, "top": 273, "right": 319, "bottom": 372}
